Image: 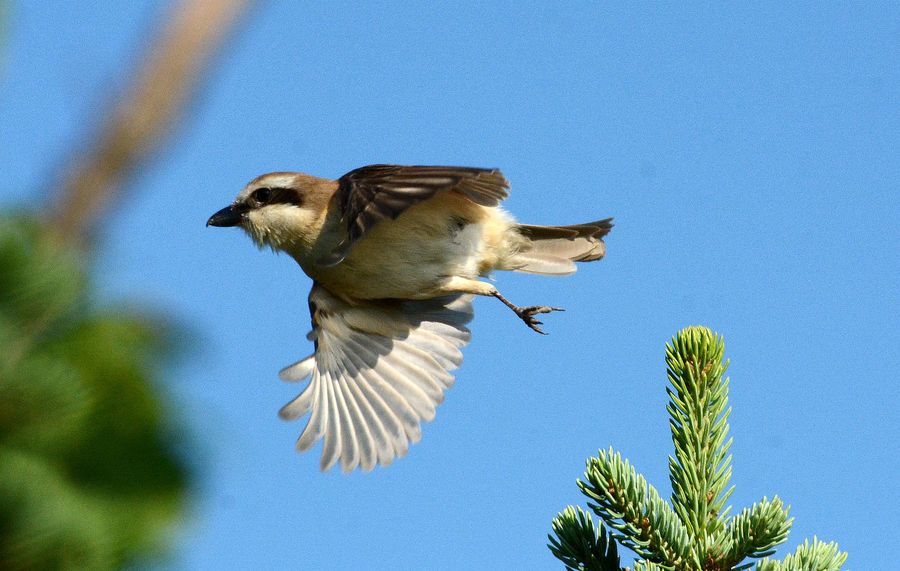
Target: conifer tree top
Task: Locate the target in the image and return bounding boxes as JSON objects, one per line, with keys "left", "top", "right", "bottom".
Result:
{"left": 549, "top": 327, "right": 847, "bottom": 571}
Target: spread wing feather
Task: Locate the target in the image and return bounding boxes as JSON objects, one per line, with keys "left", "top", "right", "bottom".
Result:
{"left": 319, "top": 164, "right": 510, "bottom": 265}
{"left": 277, "top": 284, "right": 474, "bottom": 472}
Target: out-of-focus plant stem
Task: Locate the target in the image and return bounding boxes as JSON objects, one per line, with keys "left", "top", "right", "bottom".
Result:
{"left": 48, "top": 0, "right": 250, "bottom": 245}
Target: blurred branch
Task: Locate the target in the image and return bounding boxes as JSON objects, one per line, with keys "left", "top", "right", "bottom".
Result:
{"left": 48, "top": 0, "right": 250, "bottom": 244}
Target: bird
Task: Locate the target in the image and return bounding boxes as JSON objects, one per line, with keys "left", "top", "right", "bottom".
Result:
{"left": 207, "top": 164, "right": 612, "bottom": 472}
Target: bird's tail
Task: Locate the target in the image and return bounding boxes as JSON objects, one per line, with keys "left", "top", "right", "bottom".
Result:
{"left": 505, "top": 218, "right": 613, "bottom": 275}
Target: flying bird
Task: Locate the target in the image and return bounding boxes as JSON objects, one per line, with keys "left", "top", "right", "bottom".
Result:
{"left": 208, "top": 165, "right": 612, "bottom": 472}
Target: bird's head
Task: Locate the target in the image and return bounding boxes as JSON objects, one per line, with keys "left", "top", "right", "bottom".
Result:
{"left": 207, "top": 172, "right": 337, "bottom": 255}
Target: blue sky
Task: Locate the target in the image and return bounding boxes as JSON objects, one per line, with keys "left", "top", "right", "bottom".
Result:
{"left": 2, "top": 2, "right": 898, "bottom": 568}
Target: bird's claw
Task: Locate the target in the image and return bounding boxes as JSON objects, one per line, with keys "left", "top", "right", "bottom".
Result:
{"left": 515, "top": 306, "right": 565, "bottom": 335}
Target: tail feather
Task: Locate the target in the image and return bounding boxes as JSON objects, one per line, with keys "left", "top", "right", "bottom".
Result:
{"left": 508, "top": 218, "right": 613, "bottom": 275}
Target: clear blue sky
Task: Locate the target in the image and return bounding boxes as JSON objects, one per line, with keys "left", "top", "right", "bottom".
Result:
{"left": 2, "top": 2, "right": 898, "bottom": 568}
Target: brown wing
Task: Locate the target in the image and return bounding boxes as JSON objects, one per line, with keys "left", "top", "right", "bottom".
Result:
{"left": 319, "top": 165, "right": 509, "bottom": 265}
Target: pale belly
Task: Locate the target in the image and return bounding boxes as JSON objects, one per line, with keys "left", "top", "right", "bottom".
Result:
{"left": 306, "top": 195, "right": 518, "bottom": 300}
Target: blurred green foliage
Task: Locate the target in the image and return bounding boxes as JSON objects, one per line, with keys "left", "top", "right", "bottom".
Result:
{"left": 0, "top": 213, "right": 189, "bottom": 570}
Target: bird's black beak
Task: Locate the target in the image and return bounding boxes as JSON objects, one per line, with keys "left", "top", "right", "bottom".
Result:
{"left": 207, "top": 205, "right": 243, "bottom": 227}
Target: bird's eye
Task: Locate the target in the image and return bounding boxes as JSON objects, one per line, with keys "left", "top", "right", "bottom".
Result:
{"left": 251, "top": 187, "right": 272, "bottom": 205}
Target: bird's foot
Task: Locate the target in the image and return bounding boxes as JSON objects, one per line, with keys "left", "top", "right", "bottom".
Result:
{"left": 489, "top": 290, "right": 564, "bottom": 334}
{"left": 513, "top": 305, "right": 565, "bottom": 335}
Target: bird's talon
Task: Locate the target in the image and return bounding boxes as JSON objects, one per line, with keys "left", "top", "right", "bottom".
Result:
{"left": 514, "top": 305, "right": 563, "bottom": 334}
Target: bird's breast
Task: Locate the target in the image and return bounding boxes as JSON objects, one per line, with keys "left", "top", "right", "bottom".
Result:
{"left": 307, "top": 194, "right": 519, "bottom": 300}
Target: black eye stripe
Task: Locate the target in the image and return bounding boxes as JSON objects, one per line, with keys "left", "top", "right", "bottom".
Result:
{"left": 249, "top": 187, "right": 303, "bottom": 207}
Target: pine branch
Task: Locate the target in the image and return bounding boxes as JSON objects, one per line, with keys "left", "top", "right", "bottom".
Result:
{"left": 548, "top": 326, "right": 847, "bottom": 571}
{"left": 665, "top": 327, "right": 733, "bottom": 562}
{"left": 578, "top": 449, "right": 696, "bottom": 570}
{"left": 755, "top": 537, "right": 847, "bottom": 571}
{"left": 548, "top": 506, "right": 622, "bottom": 571}
{"left": 717, "top": 497, "right": 792, "bottom": 567}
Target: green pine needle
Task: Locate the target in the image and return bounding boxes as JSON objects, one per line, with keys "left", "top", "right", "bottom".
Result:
{"left": 632, "top": 561, "right": 670, "bottom": 571}
{"left": 666, "top": 326, "right": 733, "bottom": 560}
{"left": 721, "top": 497, "right": 793, "bottom": 566}
{"left": 756, "top": 538, "right": 848, "bottom": 571}
{"left": 578, "top": 449, "right": 695, "bottom": 569}
{"left": 549, "top": 506, "right": 621, "bottom": 571}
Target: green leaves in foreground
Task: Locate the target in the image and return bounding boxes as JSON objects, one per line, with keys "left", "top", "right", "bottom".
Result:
{"left": 549, "top": 327, "right": 846, "bottom": 571}
{"left": 0, "top": 214, "right": 189, "bottom": 570}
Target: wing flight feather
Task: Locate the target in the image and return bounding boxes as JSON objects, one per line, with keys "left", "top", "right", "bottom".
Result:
{"left": 278, "top": 284, "right": 474, "bottom": 472}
